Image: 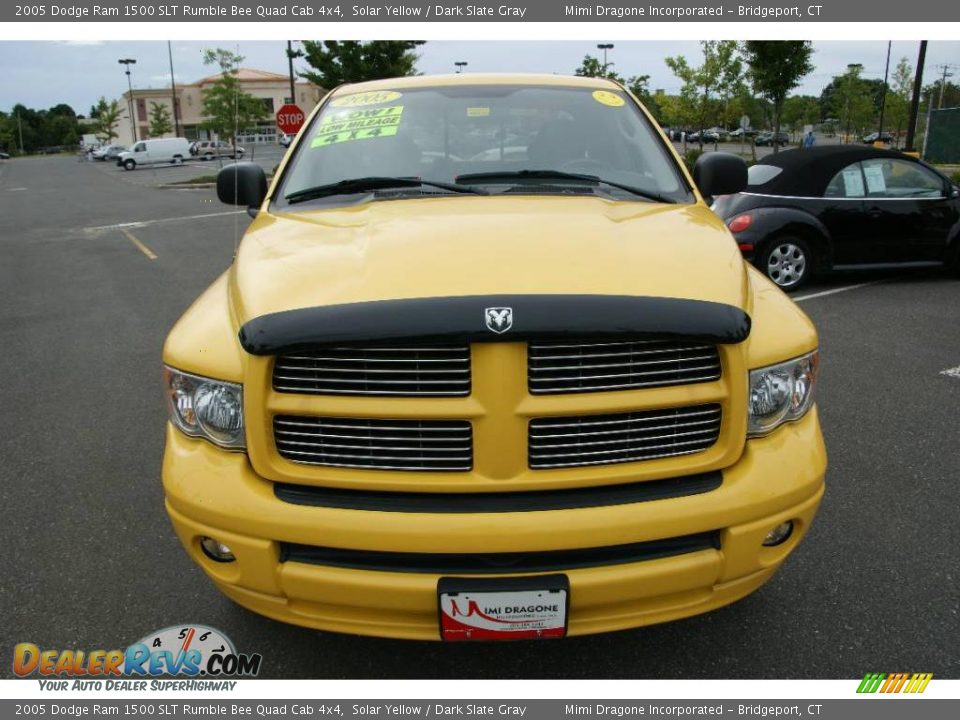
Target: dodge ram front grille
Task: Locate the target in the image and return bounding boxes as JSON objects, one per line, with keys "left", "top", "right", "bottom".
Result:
{"left": 528, "top": 338, "right": 721, "bottom": 394}
{"left": 529, "top": 404, "right": 722, "bottom": 469}
{"left": 273, "top": 344, "right": 471, "bottom": 397}
{"left": 274, "top": 416, "right": 473, "bottom": 471}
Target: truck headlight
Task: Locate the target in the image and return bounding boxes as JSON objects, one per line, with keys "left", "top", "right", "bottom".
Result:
{"left": 163, "top": 367, "right": 245, "bottom": 450}
{"left": 747, "top": 351, "right": 819, "bottom": 437}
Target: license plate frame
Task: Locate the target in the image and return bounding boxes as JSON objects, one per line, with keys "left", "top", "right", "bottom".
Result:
{"left": 438, "top": 575, "right": 569, "bottom": 642}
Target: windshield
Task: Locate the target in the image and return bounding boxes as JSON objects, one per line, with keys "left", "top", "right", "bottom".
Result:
{"left": 275, "top": 84, "right": 693, "bottom": 207}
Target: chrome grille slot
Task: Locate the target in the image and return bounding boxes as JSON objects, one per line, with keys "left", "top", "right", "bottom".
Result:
{"left": 528, "top": 338, "right": 721, "bottom": 394}
{"left": 529, "top": 404, "right": 722, "bottom": 469}
{"left": 274, "top": 416, "right": 473, "bottom": 471}
{"left": 273, "top": 344, "right": 471, "bottom": 397}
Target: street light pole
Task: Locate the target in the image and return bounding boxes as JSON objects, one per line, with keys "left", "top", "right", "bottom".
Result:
{"left": 118, "top": 58, "right": 137, "bottom": 143}
{"left": 454, "top": 61, "right": 468, "bottom": 74}
{"left": 168, "top": 42, "right": 180, "bottom": 137}
{"left": 597, "top": 43, "right": 614, "bottom": 73}
{"left": 877, "top": 41, "right": 891, "bottom": 142}
{"left": 286, "top": 41, "right": 304, "bottom": 104}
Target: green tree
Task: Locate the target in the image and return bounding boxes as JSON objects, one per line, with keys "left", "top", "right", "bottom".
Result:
{"left": 200, "top": 49, "right": 269, "bottom": 149}
{"left": 781, "top": 95, "right": 820, "bottom": 139}
{"left": 743, "top": 41, "right": 814, "bottom": 153}
{"left": 148, "top": 102, "right": 173, "bottom": 138}
{"left": 884, "top": 57, "right": 913, "bottom": 145}
{"left": 575, "top": 54, "right": 618, "bottom": 81}
{"left": 299, "top": 41, "right": 424, "bottom": 88}
{"left": 923, "top": 79, "right": 960, "bottom": 111}
{"left": 93, "top": 97, "right": 121, "bottom": 143}
{"left": 666, "top": 41, "right": 741, "bottom": 147}
{"left": 830, "top": 65, "right": 876, "bottom": 142}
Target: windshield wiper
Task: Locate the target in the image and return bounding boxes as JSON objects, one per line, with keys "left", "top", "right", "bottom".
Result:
{"left": 455, "top": 170, "right": 674, "bottom": 203}
{"left": 285, "top": 176, "right": 487, "bottom": 204}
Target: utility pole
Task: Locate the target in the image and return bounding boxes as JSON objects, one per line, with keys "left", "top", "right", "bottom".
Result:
{"left": 118, "top": 58, "right": 138, "bottom": 143}
{"left": 17, "top": 110, "right": 24, "bottom": 154}
{"left": 168, "top": 41, "right": 180, "bottom": 137}
{"left": 876, "top": 41, "right": 892, "bottom": 140}
{"left": 934, "top": 63, "right": 957, "bottom": 108}
{"left": 905, "top": 41, "right": 926, "bottom": 152}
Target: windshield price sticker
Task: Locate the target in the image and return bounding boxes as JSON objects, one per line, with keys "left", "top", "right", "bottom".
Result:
{"left": 330, "top": 90, "right": 403, "bottom": 108}
{"left": 312, "top": 106, "right": 404, "bottom": 147}
{"left": 592, "top": 90, "right": 625, "bottom": 107}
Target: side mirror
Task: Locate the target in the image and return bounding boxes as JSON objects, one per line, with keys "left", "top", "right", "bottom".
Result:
{"left": 693, "top": 152, "right": 748, "bottom": 198}
{"left": 217, "top": 162, "right": 267, "bottom": 214}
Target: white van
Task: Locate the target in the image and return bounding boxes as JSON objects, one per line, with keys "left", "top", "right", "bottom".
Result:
{"left": 117, "top": 138, "right": 191, "bottom": 171}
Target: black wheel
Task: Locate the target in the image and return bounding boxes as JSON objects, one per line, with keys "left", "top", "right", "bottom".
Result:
{"left": 758, "top": 236, "right": 812, "bottom": 291}
{"left": 123, "top": 159, "right": 136, "bottom": 171}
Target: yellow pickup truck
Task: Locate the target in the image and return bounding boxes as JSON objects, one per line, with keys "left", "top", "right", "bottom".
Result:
{"left": 162, "top": 73, "right": 826, "bottom": 641}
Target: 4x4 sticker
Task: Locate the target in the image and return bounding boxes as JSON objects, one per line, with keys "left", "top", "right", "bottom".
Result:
{"left": 312, "top": 106, "right": 404, "bottom": 148}
{"left": 330, "top": 90, "right": 402, "bottom": 108}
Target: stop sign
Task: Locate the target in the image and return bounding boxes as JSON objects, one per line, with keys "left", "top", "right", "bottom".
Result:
{"left": 276, "top": 104, "right": 305, "bottom": 135}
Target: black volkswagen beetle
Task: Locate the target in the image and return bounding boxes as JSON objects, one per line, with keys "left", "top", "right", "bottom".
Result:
{"left": 712, "top": 146, "right": 960, "bottom": 289}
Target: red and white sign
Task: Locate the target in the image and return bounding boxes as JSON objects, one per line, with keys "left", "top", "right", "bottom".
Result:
{"left": 276, "top": 104, "right": 305, "bottom": 135}
{"left": 439, "top": 588, "right": 568, "bottom": 641}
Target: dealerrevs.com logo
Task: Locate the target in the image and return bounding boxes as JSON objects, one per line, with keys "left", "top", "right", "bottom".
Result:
{"left": 857, "top": 673, "right": 933, "bottom": 694}
{"left": 13, "top": 624, "right": 262, "bottom": 689}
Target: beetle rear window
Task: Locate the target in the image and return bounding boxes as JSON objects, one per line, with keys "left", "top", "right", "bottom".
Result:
{"left": 747, "top": 164, "right": 783, "bottom": 186}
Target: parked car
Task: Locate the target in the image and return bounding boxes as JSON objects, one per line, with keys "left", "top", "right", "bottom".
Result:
{"left": 0, "top": 151, "right": 9, "bottom": 160}
{"left": 162, "top": 73, "right": 827, "bottom": 641}
{"left": 688, "top": 129, "right": 720, "bottom": 143}
{"left": 92, "top": 144, "right": 126, "bottom": 161}
{"left": 116, "top": 138, "right": 191, "bottom": 170}
{"left": 862, "top": 132, "right": 894, "bottom": 145}
{"left": 192, "top": 140, "right": 245, "bottom": 160}
{"left": 755, "top": 131, "right": 790, "bottom": 147}
{"left": 712, "top": 145, "right": 960, "bottom": 290}
{"left": 729, "top": 128, "right": 758, "bottom": 138}
{"left": 278, "top": 132, "right": 293, "bottom": 148}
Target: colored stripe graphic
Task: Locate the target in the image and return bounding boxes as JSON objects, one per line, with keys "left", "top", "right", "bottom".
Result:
{"left": 857, "top": 672, "right": 932, "bottom": 693}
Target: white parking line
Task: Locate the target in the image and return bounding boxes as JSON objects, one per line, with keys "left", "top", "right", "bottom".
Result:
{"left": 792, "top": 279, "right": 890, "bottom": 303}
{"left": 84, "top": 210, "right": 246, "bottom": 233}
{"left": 940, "top": 366, "right": 960, "bottom": 379}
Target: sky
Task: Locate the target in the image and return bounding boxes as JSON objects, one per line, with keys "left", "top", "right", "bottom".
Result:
{"left": 0, "top": 40, "right": 957, "bottom": 115}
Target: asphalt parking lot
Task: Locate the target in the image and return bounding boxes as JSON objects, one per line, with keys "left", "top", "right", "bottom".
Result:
{"left": 2, "top": 155, "right": 958, "bottom": 679}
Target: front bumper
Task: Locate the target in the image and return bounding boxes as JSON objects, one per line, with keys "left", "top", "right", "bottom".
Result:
{"left": 162, "top": 409, "right": 826, "bottom": 640}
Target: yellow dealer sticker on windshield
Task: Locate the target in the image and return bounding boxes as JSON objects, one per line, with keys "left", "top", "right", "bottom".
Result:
{"left": 312, "top": 106, "right": 404, "bottom": 147}
{"left": 330, "top": 90, "right": 402, "bottom": 108}
{"left": 467, "top": 107, "right": 491, "bottom": 117}
{"left": 592, "top": 90, "right": 625, "bottom": 107}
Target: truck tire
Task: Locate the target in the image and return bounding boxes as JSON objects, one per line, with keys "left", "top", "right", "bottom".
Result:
{"left": 123, "top": 159, "right": 136, "bottom": 171}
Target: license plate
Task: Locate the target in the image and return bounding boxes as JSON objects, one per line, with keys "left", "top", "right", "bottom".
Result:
{"left": 438, "top": 575, "right": 569, "bottom": 641}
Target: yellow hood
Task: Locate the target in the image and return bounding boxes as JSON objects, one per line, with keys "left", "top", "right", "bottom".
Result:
{"left": 229, "top": 196, "right": 748, "bottom": 325}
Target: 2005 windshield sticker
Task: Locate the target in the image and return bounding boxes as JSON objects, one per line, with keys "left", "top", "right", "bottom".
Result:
{"left": 12, "top": 624, "right": 263, "bottom": 690}
{"left": 312, "top": 105, "right": 405, "bottom": 148}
